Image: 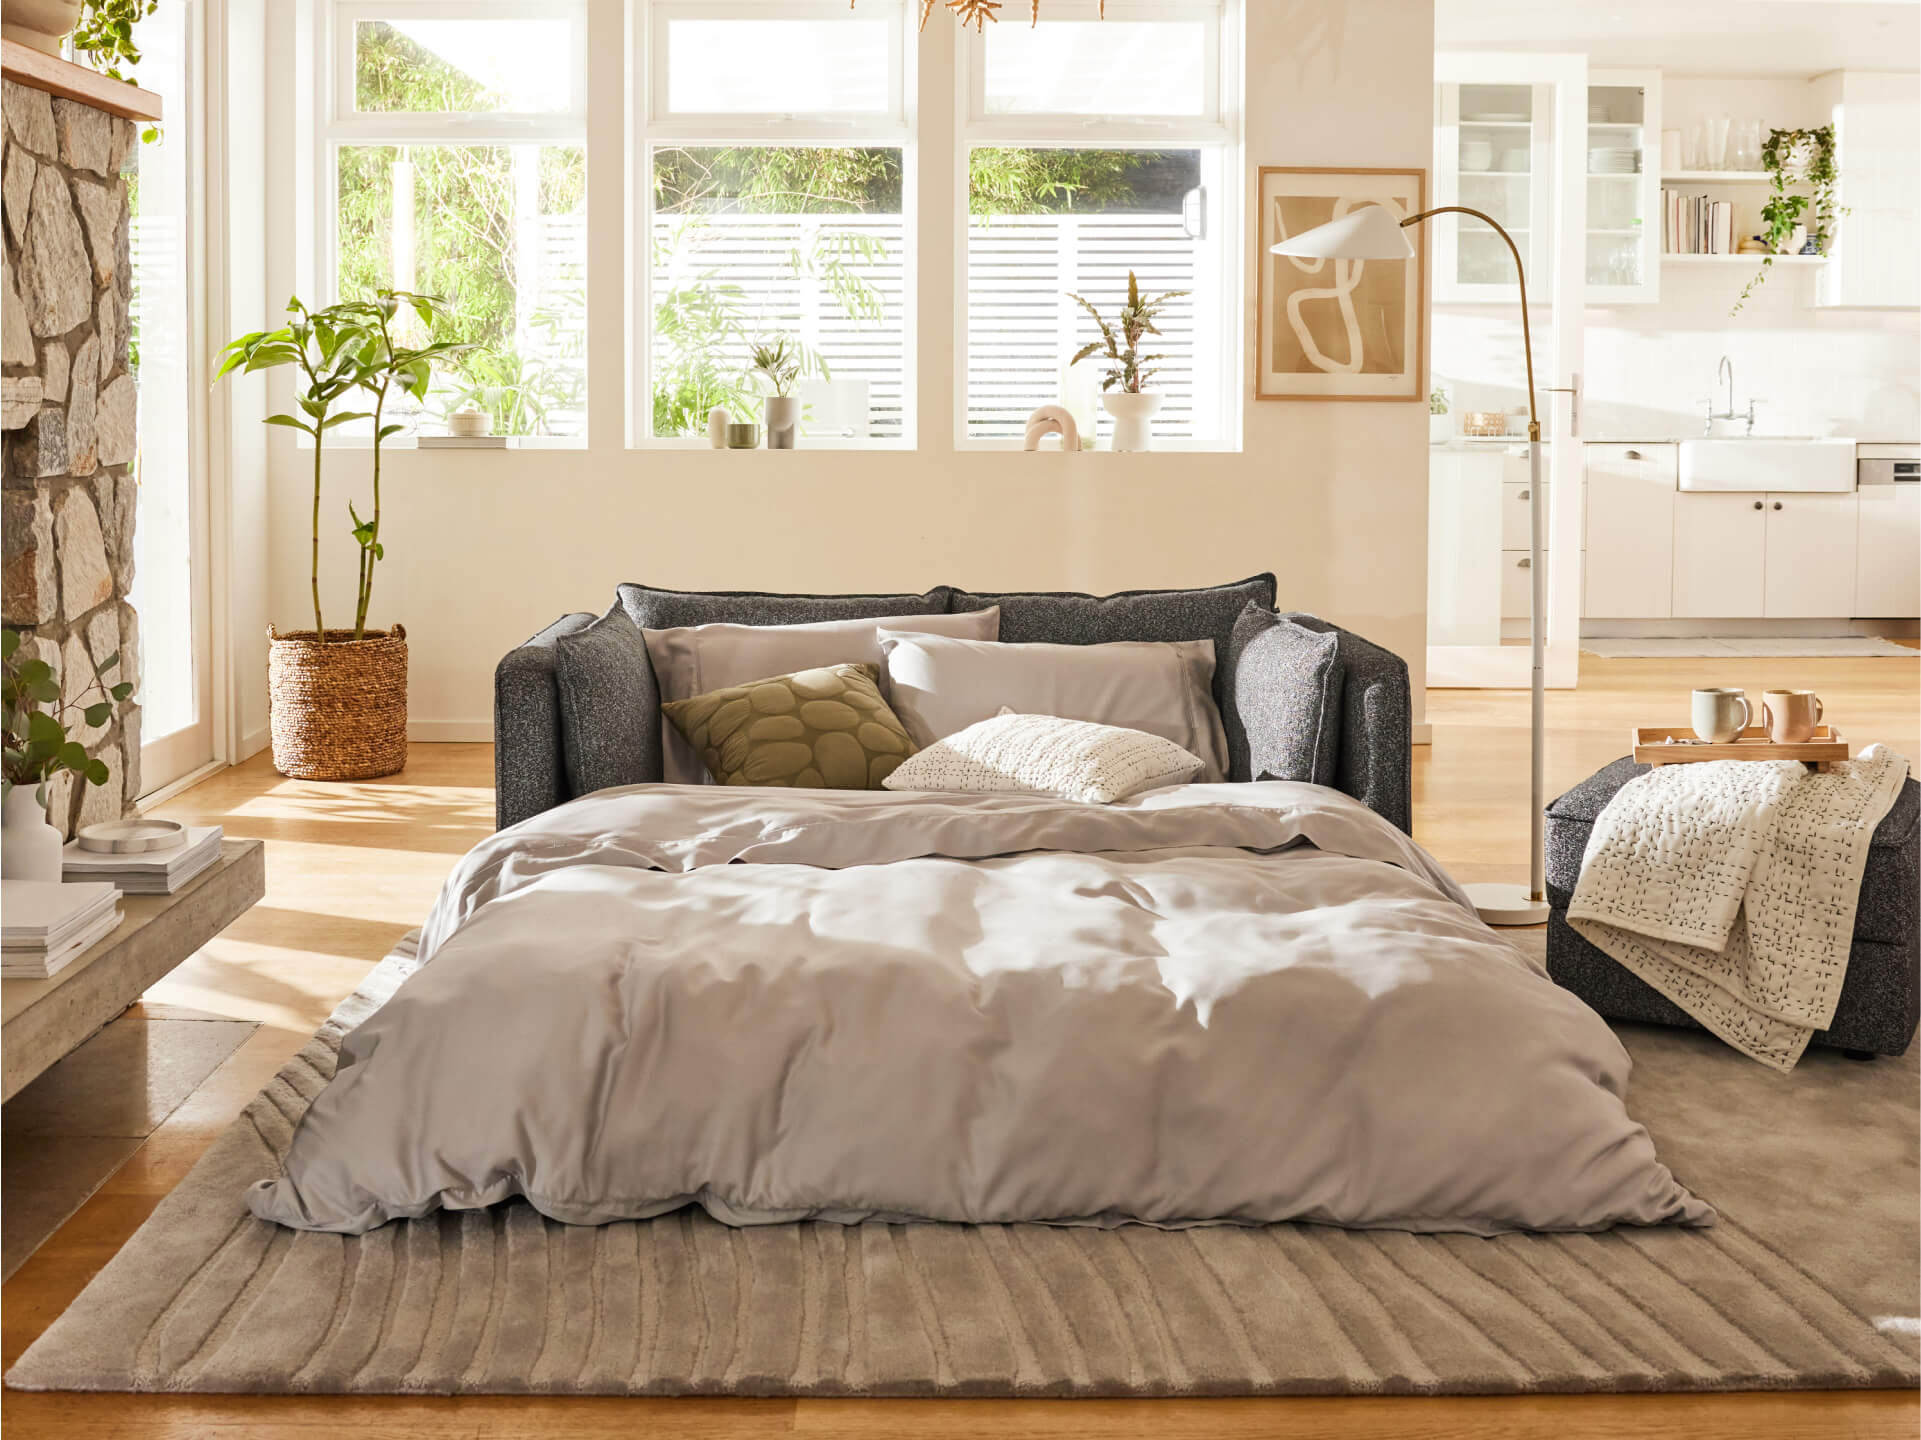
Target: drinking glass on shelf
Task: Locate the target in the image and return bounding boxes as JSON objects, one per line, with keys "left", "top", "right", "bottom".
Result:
{"left": 1685, "top": 118, "right": 1710, "bottom": 170}
{"left": 1729, "top": 121, "right": 1762, "bottom": 172}
{"left": 1707, "top": 115, "right": 1731, "bottom": 170}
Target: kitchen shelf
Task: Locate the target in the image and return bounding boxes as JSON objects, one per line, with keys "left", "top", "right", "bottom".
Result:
{"left": 1662, "top": 171, "right": 1770, "bottom": 184}
{"left": 1462, "top": 169, "right": 1532, "bottom": 177}
{"left": 1661, "top": 253, "right": 1827, "bottom": 265}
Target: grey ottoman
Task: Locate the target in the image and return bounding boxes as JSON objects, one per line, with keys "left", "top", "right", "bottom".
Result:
{"left": 1545, "top": 756, "right": 1920, "bottom": 1058}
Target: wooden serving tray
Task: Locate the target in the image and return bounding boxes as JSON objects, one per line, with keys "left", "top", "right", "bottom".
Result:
{"left": 1632, "top": 725, "right": 1849, "bottom": 771}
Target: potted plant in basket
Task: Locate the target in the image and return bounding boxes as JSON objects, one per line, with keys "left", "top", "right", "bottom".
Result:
{"left": 216, "top": 290, "right": 473, "bottom": 781}
{"left": 1067, "top": 271, "right": 1188, "bottom": 452}
{"left": 2, "top": 628, "right": 131, "bottom": 880}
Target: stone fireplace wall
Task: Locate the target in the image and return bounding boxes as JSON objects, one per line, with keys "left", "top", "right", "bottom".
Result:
{"left": 1, "top": 78, "right": 141, "bottom": 832}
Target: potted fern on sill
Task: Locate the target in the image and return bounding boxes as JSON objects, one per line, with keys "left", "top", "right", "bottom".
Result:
{"left": 216, "top": 290, "right": 472, "bottom": 780}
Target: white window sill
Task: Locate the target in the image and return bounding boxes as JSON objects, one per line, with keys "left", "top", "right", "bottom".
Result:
{"left": 954, "top": 437, "right": 1242, "bottom": 455}
{"left": 297, "top": 435, "right": 589, "bottom": 451}
{"left": 631, "top": 436, "right": 917, "bottom": 453}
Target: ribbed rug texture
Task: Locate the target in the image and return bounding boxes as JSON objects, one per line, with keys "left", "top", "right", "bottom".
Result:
{"left": 9, "top": 934, "right": 1918, "bottom": 1396}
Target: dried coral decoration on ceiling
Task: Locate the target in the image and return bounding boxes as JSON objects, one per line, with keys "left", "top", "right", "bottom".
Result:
{"left": 892, "top": 0, "right": 1106, "bottom": 33}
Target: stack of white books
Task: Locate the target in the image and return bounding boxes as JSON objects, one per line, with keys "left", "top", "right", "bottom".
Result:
{"left": 61, "top": 825, "right": 224, "bottom": 895}
{"left": 2, "top": 881, "right": 122, "bottom": 979}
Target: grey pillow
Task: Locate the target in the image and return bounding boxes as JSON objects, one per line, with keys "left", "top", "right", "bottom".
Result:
{"left": 947, "top": 574, "right": 1277, "bottom": 765}
{"left": 618, "top": 583, "right": 951, "bottom": 631}
{"left": 554, "top": 604, "right": 663, "bottom": 799}
{"left": 1226, "top": 602, "right": 1344, "bottom": 788}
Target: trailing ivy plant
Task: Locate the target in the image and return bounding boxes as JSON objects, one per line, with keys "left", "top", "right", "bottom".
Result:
{"left": 71, "top": 0, "right": 162, "bottom": 140}
{"left": 2, "top": 628, "right": 132, "bottom": 807}
{"left": 1732, "top": 125, "right": 1843, "bottom": 316}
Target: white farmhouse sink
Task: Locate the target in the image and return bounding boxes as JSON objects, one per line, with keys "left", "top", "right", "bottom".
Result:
{"left": 1678, "top": 438, "right": 1857, "bottom": 492}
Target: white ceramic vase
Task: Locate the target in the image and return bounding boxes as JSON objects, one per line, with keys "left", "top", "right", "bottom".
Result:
{"left": 2, "top": 785, "right": 64, "bottom": 883}
{"left": 764, "top": 395, "right": 801, "bottom": 450}
{"left": 1429, "top": 412, "right": 1453, "bottom": 445}
{"left": 1102, "top": 391, "right": 1162, "bottom": 453}
{"left": 1, "top": 0, "right": 81, "bottom": 54}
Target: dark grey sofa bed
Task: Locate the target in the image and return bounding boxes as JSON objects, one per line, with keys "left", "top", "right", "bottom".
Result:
{"left": 492, "top": 576, "right": 1413, "bottom": 834}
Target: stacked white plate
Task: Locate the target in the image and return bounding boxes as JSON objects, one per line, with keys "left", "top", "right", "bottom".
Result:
{"left": 2, "top": 881, "right": 122, "bottom": 979}
{"left": 1589, "top": 149, "right": 1640, "bottom": 175}
{"left": 62, "top": 825, "right": 224, "bottom": 895}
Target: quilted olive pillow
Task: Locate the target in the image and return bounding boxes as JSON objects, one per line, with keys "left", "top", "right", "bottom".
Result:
{"left": 660, "top": 662, "right": 918, "bottom": 789}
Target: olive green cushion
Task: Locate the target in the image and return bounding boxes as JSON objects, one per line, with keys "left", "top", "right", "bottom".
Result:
{"left": 660, "top": 662, "right": 919, "bottom": 789}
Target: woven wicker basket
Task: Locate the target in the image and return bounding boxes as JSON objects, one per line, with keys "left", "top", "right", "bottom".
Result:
{"left": 266, "top": 626, "right": 408, "bottom": 780}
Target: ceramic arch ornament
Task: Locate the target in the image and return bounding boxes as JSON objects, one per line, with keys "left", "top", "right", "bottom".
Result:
{"left": 1022, "top": 405, "right": 1082, "bottom": 452}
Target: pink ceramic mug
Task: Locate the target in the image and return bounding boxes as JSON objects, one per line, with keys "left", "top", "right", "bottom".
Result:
{"left": 1762, "top": 690, "right": 1823, "bottom": 744}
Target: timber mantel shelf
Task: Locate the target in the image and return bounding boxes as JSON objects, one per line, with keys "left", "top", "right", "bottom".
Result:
{"left": 0, "top": 38, "right": 162, "bottom": 122}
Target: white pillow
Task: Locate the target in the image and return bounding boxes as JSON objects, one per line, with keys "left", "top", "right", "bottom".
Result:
{"left": 882, "top": 710, "right": 1205, "bottom": 805}
{"left": 876, "top": 630, "right": 1230, "bottom": 783}
{"left": 644, "top": 608, "right": 1000, "bottom": 784}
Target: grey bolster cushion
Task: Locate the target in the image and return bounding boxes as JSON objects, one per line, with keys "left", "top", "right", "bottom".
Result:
{"left": 1224, "top": 603, "right": 1346, "bottom": 790}
{"left": 554, "top": 605, "right": 663, "bottom": 800}
{"left": 1275, "top": 611, "right": 1413, "bottom": 835}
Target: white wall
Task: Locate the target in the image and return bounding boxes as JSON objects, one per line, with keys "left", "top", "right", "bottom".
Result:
{"left": 248, "top": 0, "right": 1435, "bottom": 743}
{"left": 1435, "top": 69, "right": 1921, "bottom": 444}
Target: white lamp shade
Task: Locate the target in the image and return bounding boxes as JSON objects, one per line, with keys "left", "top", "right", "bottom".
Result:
{"left": 1268, "top": 205, "right": 1414, "bottom": 260}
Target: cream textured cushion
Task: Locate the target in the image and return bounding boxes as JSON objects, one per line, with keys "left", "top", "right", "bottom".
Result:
{"left": 876, "top": 630, "right": 1230, "bottom": 783}
{"left": 882, "top": 710, "right": 1205, "bottom": 805}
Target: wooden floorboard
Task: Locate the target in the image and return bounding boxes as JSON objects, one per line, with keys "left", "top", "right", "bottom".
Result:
{"left": 4, "top": 655, "right": 1917, "bottom": 1435}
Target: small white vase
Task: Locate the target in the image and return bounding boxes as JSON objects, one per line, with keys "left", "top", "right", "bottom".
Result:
{"left": 1102, "top": 391, "right": 1162, "bottom": 453}
{"left": 706, "top": 407, "right": 733, "bottom": 449}
{"left": 0, "top": 0, "right": 81, "bottom": 54}
{"left": 2, "top": 785, "right": 65, "bottom": 883}
{"left": 1429, "top": 413, "right": 1453, "bottom": 445}
{"left": 764, "top": 395, "right": 801, "bottom": 450}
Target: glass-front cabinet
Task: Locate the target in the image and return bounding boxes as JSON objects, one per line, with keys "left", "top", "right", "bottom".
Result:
{"left": 1434, "top": 62, "right": 1661, "bottom": 305}
{"left": 1433, "top": 80, "right": 1555, "bottom": 303}
{"left": 1584, "top": 69, "right": 1661, "bottom": 304}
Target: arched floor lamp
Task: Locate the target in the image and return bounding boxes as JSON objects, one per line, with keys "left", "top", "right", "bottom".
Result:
{"left": 1270, "top": 203, "right": 1549, "bottom": 927}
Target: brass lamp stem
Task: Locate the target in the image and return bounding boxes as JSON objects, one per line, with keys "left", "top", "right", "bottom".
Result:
{"left": 1401, "top": 206, "right": 1539, "bottom": 441}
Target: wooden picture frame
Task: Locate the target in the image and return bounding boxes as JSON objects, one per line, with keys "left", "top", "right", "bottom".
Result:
{"left": 1255, "top": 166, "right": 1427, "bottom": 402}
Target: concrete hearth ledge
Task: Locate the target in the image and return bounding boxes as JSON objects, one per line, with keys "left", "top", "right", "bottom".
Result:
{"left": 0, "top": 839, "right": 264, "bottom": 1102}
{"left": 0, "top": 41, "right": 161, "bottom": 123}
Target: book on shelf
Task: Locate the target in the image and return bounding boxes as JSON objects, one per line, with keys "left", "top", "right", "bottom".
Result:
{"left": 61, "top": 825, "right": 224, "bottom": 894}
{"left": 1, "top": 880, "right": 123, "bottom": 979}
{"left": 1661, "top": 189, "right": 1736, "bottom": 256}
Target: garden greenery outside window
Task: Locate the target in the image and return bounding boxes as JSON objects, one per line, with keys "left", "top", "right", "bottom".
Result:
{"left": 960, "top": 1, "right": 1235, "bottom": 449}
{"left": 637, "top": 2, "right": 913, "bottom": 445}
{"left": 320, "top": 4, "right": 588, "bottom": 440}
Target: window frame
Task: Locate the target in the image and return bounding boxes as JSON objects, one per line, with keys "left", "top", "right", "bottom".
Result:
{"left": 311, "top": 0, "right": 592, "bottom": 443}
{"left": 631, "top": 0, "right": 918, "bottom": 450}
{"left": 953, "top": 0, "right": 1241, "bottom": 452}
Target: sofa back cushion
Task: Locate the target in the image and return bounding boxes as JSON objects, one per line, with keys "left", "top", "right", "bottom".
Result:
{"left": 618, "top": 583, "right": 950, "bottom": 632}
{"left": 947, "top": 575, "right": 1275, "bottom": 779}
{"left": 1225, "top": 603, "right": 1345, "bottom": 789}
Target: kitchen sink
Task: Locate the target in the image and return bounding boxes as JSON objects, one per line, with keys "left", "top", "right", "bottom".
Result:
{"left": 1678, "top": 438, "right": 1857, "bottom": 492}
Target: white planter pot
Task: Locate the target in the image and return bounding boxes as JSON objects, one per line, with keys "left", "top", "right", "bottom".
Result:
{"left": 0, "top": 0, "right": 81, "bottom": 54}
{"left": 1429, "top": 413, "right": 1453, "bottom": 445}
{"left": 1102, "top": 391, "right": 1162, "bottom": 453}
{"left": 764, "top": 395, "right": 801, "bottom": 450}
{"left": 2, "top": 785, "right": 65, "bottom": 883}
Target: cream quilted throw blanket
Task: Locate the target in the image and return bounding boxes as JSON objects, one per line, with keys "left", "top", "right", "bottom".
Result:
{"left": 1568, "top": 745, "right": 1909, "bottom": 1072}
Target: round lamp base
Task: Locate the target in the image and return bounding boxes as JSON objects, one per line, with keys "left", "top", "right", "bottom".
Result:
{"left": 1464, "top": 882, "right": 1551, "bottom": 928}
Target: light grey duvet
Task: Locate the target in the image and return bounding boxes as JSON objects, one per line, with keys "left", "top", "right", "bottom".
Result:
{"left": 249, "top": 782, "right": 1712, "bottom": 1236}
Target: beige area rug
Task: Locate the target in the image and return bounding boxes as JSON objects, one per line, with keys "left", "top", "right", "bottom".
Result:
{"left": 8, "top": 934, "right": 1918, "bottom": 1396}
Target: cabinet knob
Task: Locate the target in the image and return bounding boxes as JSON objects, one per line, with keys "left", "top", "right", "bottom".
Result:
{"left": 1753, "top": 500, "right": 1763, "bottom": 510}
{"left": 1518, "top": 489, "right": 1530, "bottom": 500}
{"left": 1517, "top": 557, "right": 1531, "bottom": 568}
{"left": 1773, "top": 501, "right": 1783, "bottom": 510}
{"left": 1625, "top": 449, "right": 1644, "bottom": 460}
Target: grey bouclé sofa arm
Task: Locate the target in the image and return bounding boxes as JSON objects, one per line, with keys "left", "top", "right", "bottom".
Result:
{"left": 494, "top": 612, "right": 595, "bottom": 831}
{"left": 1275, "top": 613, "right": 1414, "bottom": 836}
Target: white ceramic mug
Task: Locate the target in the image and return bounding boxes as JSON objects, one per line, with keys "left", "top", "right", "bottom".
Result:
{"left": 1691, "top": 688, "right": 1750, "bottom": 743}
{"left": 1763, "top": 690, "right": 1823, "bottom": 744}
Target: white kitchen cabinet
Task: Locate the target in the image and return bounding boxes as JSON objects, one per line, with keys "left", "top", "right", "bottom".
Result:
{"left": 1856, "top": 480, "right": 1921, "bottom": 617}
{"left": 1673, "top": 491, "right": 1766, "bottom": 618}
{"left": 1500, "top": 549, "right": 1550, "bottom": 619}
{"left": 1500, "top": 479, "right": 1551, "bottom": 550}
{"left": 1585, "top": 71, "right": 1661, "bottom": 305}
{"left": 1815, "top": 71, "right": 1921, "bottom": 310}
{"left": 1763, "top": 492, "right": 1859, "bottom": 617}
{"left": 1583, "top": 443, "right": 1675, "bottom": 617}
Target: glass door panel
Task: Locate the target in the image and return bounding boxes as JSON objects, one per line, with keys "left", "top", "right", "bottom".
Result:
{"left": 1584, "top": 71, "right": 1661, "bottom": 303}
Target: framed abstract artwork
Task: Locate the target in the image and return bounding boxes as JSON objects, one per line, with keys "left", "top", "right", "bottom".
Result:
{"left": 1255, "top": 166, "right": 1427, "bottom": 402}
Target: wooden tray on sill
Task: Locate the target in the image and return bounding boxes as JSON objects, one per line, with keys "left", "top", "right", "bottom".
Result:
{"left": 1632, "top": 725, "right": 1849, "bottom": 771}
